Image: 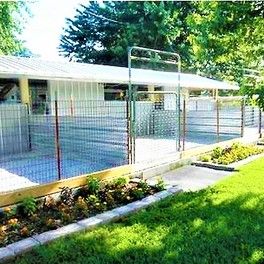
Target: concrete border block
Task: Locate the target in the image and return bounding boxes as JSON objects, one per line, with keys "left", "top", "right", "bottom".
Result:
{"left": 77, "top": 216, "right": 103, "bottom": 230}
{"left": 126, "top": 200, "right": 148, "bottom": 212}
{"left": 167, "top": 186, "right": 182, "bottom": 194}
{"left": 96, "top": 211, "right": 120, "bottom": 223}
{"left": 141, "top": 195, "right": 160, "bottom": 205}
{"left": 153, "top": 190, "right": 171, "bottom": 200}
{"left": 0, "top": 247, "right": 15, "bottom": 262}
{"left": 129, "top": 200, "right": 150, "bottom": 210}
{"left": 112, "top": 205, "right": 134, "bottom": 216}
{"left": 33, "top": 223, "right": 84, "bottom": 245}
{"left": 6, "top": 237, "right": 39, "bottom": 255}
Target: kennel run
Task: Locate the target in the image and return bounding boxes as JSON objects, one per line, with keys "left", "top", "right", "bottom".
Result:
{"left": 0, "top": 55, "right": 261, "bottom": 193}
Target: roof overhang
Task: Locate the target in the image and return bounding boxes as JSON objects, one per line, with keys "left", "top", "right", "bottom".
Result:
{"left": 0, "top": 56, "right": 239, "bottom": 90}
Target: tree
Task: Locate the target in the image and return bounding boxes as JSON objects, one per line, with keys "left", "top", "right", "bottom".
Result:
{"left": 59, "top": 1, "right": 195, "bottom": 67}
{"left": 60, "top": 0, "right": 263, "bottom": 101}
{"left": 0, "top": 1, "right": 25, "bottom": 55}
{"left": 187, "top": 1, "right": 264, "bottom": 84}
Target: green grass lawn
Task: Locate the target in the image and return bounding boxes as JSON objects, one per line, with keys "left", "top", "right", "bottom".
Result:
{"left": 11, "top": 158, "right": 264, "bottom": 264}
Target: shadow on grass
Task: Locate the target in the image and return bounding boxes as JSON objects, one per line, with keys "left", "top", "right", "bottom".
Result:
{"left": 11, "top": 186, "right": 264, "bottom": 264}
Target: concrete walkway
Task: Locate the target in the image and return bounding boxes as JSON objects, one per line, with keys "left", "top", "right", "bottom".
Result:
{"left": 147, "top": 165, "right": 232, "bottom": 192}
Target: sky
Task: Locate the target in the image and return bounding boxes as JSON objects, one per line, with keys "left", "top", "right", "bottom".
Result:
{"left": 21, "top": 0, "right": 88, "bottom": 61}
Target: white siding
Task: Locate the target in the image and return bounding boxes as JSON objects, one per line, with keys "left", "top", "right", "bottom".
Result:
{"left": 48, "top": 80, "right": 104, "bottom": 101}
{"left": 48, "top": 80, "right": 104, "bottom": 115}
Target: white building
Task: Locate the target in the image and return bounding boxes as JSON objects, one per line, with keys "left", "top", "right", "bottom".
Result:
{"left": 0, "top": 56, "right": 238, "bottom": 107}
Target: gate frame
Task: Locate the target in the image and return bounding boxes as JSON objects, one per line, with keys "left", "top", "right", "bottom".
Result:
{"left": 128, "top": 47, "right": 181, "bottom": 163}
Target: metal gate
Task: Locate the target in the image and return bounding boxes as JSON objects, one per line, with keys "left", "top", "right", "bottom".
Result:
{"left": 128, "top": 47, "right": 181, "bottom": 163}
{"left": 131, "top": 91, "right": 180, "bottom": 163}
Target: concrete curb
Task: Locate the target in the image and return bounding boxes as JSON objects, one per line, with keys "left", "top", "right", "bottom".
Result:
{"left": 191, "top": 162, "right": 235, "bottom": 171}
{"left": 0, "top": 188, "right": 182, "bottom": 263}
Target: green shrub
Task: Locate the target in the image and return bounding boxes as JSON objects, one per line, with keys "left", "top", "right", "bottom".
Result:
{"left": 212, "top": 147, "right": 223, "bottom": 159}
{"left": 138, "top": 180, "right": 149, "bottom": 194}
{"left": 87, "top": 177, "right": 101, "bottom": 195}
{"left": 86, "top": 195, "right": 106, "bottom": 212}
{"left": 130, "top": 188, "right": 145, "bottom": 199}
{"left": 207, "top": 143, "right": 264, "bottom": 165}
{"left": 155, "top": 177, "right": 166, "bottom": 191}
{"left": 200, "top": 155, "right": 211, "bottom": 162}
{"left": 73, "top": 197, "right": 89, "bottom": 217}
{"left": 112, "top": 177, "right": 128, "bottom": 188}
{"left": 17, "top": 197, "right": 37, "bottom": 216}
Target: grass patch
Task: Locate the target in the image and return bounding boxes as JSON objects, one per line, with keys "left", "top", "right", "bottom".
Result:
{"left": 11, "top": 158, "right": 264, "bottom": 264}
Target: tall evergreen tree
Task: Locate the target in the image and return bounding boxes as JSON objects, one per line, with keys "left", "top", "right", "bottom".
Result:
{"left": 59, "top": 1, "right": 194, "bottom": 67}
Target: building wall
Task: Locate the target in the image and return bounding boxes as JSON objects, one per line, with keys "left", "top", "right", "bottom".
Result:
{"left": 48, "top": 80, "right": 104, "bottom": 101}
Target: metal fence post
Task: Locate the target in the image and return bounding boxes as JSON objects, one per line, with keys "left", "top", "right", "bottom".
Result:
{"left": 126, "top": 97, "right": 132, "bottom": 164}
{"left": 182, "top": 96, "right": 186, "bottom": 151}
{"left": 26, "top": 104, "right": 32, "bottom": 151}
{"left": 241, "top": 97, "right": 245, "bottom": 137}
{"left": 259, "top": 108, "right": 262, "bottom": 138}
{"left": 132, "top": 91, "right": 136, "bottom": 164}
{"left": 216, "top": 99, "right": 220, "bottom": 142}
{"left": 54, "top": 98, "right": 61, "bottom": 180}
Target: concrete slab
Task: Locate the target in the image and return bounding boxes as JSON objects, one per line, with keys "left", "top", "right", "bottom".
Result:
{"left": 147, "top": 165, "right": 232, "bottom": 192}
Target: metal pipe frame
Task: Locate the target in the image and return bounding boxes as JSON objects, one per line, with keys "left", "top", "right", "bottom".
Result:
{"left": 54, "top": 93, "right": 62, "bottom": 180}
{"left": 128, "top": 46, "right": 181, "bottom": 163}
{"left": 258, "top": 108, "right": 262, "bottom": 137}
{"left": 216, "top": 99, "right": 220, "bottom": 142}
{"left": 240, "top": 97, "right": 246, "bottom": 138}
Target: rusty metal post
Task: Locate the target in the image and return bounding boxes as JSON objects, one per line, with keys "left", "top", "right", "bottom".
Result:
{"left": 241, "top": 97, "right": 245, "bottom": 137}
{"left": 216, "top": 99, "right": 220, "bottom": 142}
{"left": 126, "top": 97, "right": 132, "bottom": 164}
{"left": 182, "top": 97, "right": 186, "bottom": 151}
{"left": 26, "top": 104, "right": 32, "bottom": 151}
{"left": 54, "top": 98, "right": 61, "bottom": 180}
{"left": 259, "top": 108, "right": 262, "bottom": 138}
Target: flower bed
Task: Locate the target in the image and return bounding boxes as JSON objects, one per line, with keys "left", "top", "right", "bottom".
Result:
{"left": 0, "top": 177, "right": 164, "bottom": 247}
{"left": 199, "top": 142, "right": 264, "bottom": 165}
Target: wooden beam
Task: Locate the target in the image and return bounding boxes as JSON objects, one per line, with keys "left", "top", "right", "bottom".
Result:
{"left": 0, "top": 164, "right": 132, "bottom": 207}
{"left": 19, "top": 78, "right": 31, "bottom": 105}
{"left": 148, "top": 85, "right": 155, "bottom": 101}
